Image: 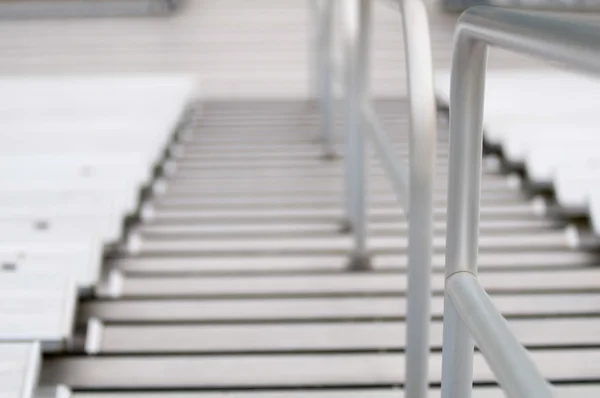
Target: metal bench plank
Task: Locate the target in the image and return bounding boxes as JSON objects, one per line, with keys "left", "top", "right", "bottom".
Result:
{"left": 0, "top": 241, "right": 101, "bottom": 291}
{"left": 0, "top": 342, "right": 41, "bottom": 398}
{"left": 0, "top": 273, "right": 77, "bottom": 351}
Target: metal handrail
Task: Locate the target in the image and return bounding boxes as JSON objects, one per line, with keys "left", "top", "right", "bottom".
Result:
{"left": 362, "top": 102, "right": 409, "bottom": 209}
{"left": 313, "top": 0, "right": 336, "bottom": 158}
{"left": 446, "top": 273, "right": 554, "bottom": 397}
{"left": 441, "top": 6, "right": 600, "bottom": 398}
{"left": 312, "top": 1, "right": 437, "bottom": 397}
{"left": 398, "top": 2, "right": 437, "bottom": 397}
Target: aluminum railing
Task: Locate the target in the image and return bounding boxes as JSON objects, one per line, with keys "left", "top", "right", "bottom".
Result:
{"left": 311, "top": 1, "right": 437, "bottom": 398}
{"left": 441, "top": 6, "right": 600, "bottom": 398}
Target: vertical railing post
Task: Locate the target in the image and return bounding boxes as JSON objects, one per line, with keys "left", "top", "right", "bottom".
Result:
{"left": 400, "top": 0, "right": 437, "bottom": 397}
{"left": 308, "top": 0, "right": 319, "bottom": 101}
{"left": 340, "top": 0, "right": 353, "bottom": 233}
{"left": 440, "top": 31, "right": 489, "bottom": 398}
{"left": 316, "top": 0, "right": 336, "bottom": 159}
{"left": 341, "top": 0, "right": 354, "bottom": 234}
{"left": 344, "top": 0, "right": 372, "bottom": 270}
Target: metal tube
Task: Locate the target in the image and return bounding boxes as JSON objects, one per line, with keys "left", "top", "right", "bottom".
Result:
{"left": 442, "top": 7, "right": 600, "bottom": 398}
{"left": 440, "top": 292, "right": 474, "bottom": 398}
{"left": 341, "top": 0, "right": 354, "bottom": 233}
{"left": 444, "top": 33, "right": 487, "bottom": 278}
{"left": 446, "top": 6, "right": 600, "bottom": 276}
{"left": 447, "top": 272, "right": 555, "bottom": 398}
{"left": 344, "top": 0, "right": 371, "bottom": 270}
{"left": 441, "top": 20, "right": 488, "bottom": 398}
{"left": 457, "top": 7, "right": 600, "bottom": 76}
{"left": 317, "top": 0, "right": 336, "bottom": 159}
{"left": 354, "top": 0, "right": 371, "bottom": 265}
{"left": 400, "top": 1, "right": 438, "bottom": 397}
{"left": 308, "top": 0, "right": 319, "bottom": 101}
{"left": 362, "top": 103, "right": 409, "bottom": 210}
{"left": 356, "top": 0, "right": 371, "bottom": 95}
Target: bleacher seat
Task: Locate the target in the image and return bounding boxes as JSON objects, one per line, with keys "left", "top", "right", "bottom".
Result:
{"left": 0, "top": 74, "right": 198, "bottom": 395}
{"left": 0, "top": 342, "right": 40, "bottom": 398}
{"left": 436, "top": 69, "right": 600, "bottom": 250}
{"left": 0, "top": 272, "right": 77, "bottom": 351}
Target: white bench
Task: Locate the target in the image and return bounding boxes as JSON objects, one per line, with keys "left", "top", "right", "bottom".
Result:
{"left": 0, "top": 118, "right": 183, "bottom": 170}
{"left": 436, "top": 69, "right": 600, "bottom": 210}
{"left": 493, "top": 122, "right": 600, "bottom": 165}
{"left": 0, "top": 191, "right": 123, "bottom": 242}
{"left": 0, "top": 75, "right": 196, "bottom": 115}
{"left": 0, "top": 75, "right": 196, "bottom": 173}
{"left": 435, "top": 70, "right": 600, "bottom": 119}
{"left": 0, "top": 204, "right": 120, "bottom": 247}
{"left": 435, "top": 70, "right": 600, "bottom": 148}
{"left": 0, "top": 181, "right": 143, "bottom": 230}
{"left": 0, "top": 343, "right": 40, "bottom": 398}
{"left": 0, "top": 74, "right": 199, "bottom": 396}
{"left": 0, "top": 272, "right": 77, "bottom": 351}
{"left": 0, "top": 224, "right": 103, "bottom": 290}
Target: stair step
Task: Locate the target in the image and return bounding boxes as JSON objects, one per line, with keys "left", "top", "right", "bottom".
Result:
{"left": 110, "top": 251, "right": 600, "bottom": 274}
{"left": 40, "top": 350, "right": 600, "bottom": 389}
{"left": 106, "top": 268, "right": 600, "bottom": 298}
{"left": 80, "top": 293, "right": 600, "bottom": 323}
{"left": 149, "top": 204, "right": 534, "bottom": 221}
{"left": 69, "top": 385, "right": 600, "bottom": 398}
{"left": 94, "top": 317, "right": 600, "bottom": 353}
{"left": 134, "top": 231, "right": 568, "bottom": 256}
{"left": 138, "top": 218, "right": 559, "bottom": 239}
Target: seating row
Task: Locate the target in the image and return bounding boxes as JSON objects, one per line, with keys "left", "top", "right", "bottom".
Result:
{"left": 435, "top": 70, "right": 600, "bottom": 238}
{"left": 0, "top": 75, "right": 198, "bottom": 397}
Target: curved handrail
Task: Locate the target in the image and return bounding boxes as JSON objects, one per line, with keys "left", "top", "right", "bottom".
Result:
{"left": 442, "top": 6, "right": 600, "bottom": 398}
{"left": 397, "top": 2, "right": 438, "bottom": 398}
{"left": 310, "top": 1, "right": 438, "bottom": 396}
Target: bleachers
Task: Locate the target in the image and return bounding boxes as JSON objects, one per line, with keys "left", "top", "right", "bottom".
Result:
{"left": 436, "top": 69, "right": 600, "bottom": 249}
{"left": 0, "top": 75, "right": 197, "bottom": 397}
{"left": 0, "top": 343, "right": 39, "bottom": 398}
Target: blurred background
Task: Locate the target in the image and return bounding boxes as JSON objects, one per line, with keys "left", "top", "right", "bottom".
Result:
{"left": 0, "top": 0, "right": 568, "bottom": 97}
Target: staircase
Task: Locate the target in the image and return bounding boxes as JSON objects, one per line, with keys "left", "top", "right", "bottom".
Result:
{"left": 37, "top": 99, "right": 600, "bottom": 395}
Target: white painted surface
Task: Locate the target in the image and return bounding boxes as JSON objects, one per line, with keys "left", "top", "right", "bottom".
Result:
{"left": 0, "top": 1, "right": 542, "bottom": 98}
{"left": 0, "top": 342, "right": 41, "bottom": 398}
{"left": 0, "top": 271, "right": 77, "bottom": 350}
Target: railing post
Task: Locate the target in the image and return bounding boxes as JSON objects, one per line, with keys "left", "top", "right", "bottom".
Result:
{"left": 316, "top": 0, "right": 336, "bottom": 159}
{"left": 400, "top": 1, "right": 437, "bottom": 397}
{"left": 340, "top": 0, "right": 353, "bottom": 233}
{"left": 344, "top": 0, "right": 372, "bottom": 270}
{"left": 441, "top": 30, "right": 488, "bottom": 398}
{"left": 308, "top": 0, "right": 319, "bottom": 102}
